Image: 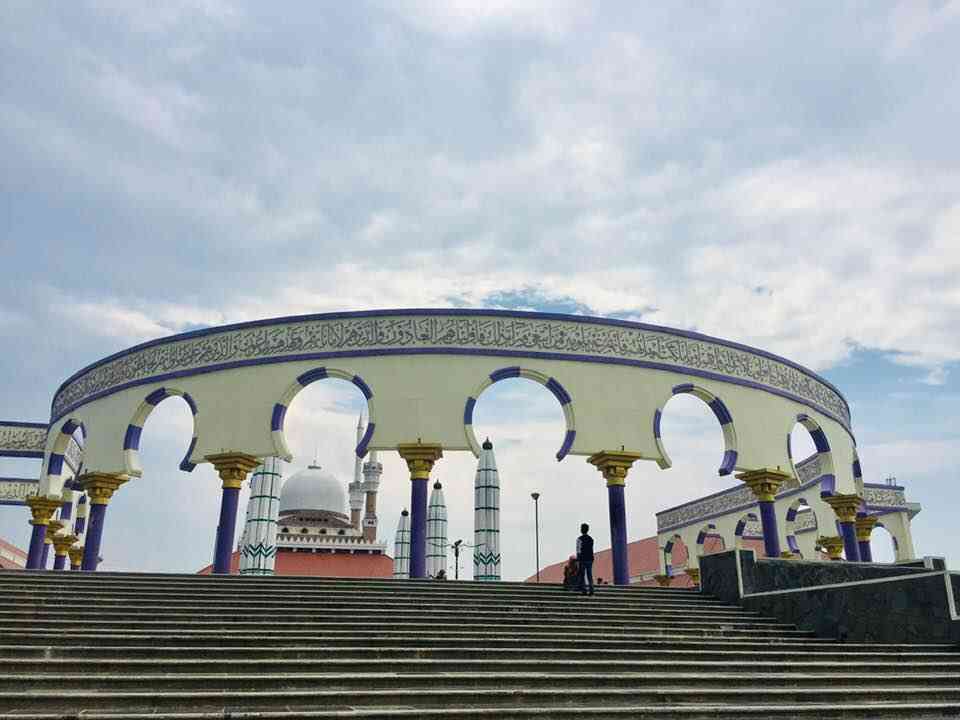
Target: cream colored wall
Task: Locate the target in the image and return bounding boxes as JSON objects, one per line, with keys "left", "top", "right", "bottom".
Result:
{"left": 38, "top": 350, "right": 857, "bottom": 499}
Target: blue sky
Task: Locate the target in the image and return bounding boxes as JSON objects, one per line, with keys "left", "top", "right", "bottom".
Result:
{"left": 1, "top": 1, "right": 958, "bottom": 576}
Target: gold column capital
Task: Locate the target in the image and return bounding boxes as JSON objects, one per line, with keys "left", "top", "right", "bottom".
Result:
{"left": 205, "top": 452, "right": 260, "bottom": 489}
{"left": 823, "top": 493, "right": 863, "bottom": 523}
{"left": 397, "top": 443, "right": 443, "bottom": 480}
{"left": 52, "top": 533, "right": 78, "bottom": 556}
{"left": 817, "top": 535, "right": 844, "bottom": 561}
{"left": 46, "top": 519, "right": 65, "bottom": 536}
{"left": 735, "top": 467, "right": 792, "bottom": 502}
{"left": 855, "top": 514, "right": 879, "bottom": 542}
{"left": 77, "top": 472, "right": 129, "bottom": 505}
{"left": 685, "top": 568, "right": 701, "bottom": 585}
{"left": 587, "top": 450, "right": 644, "bottom": 487}
{"left": 653, "top": 574, "right": 672, "bottom": 587}
{"left": 67, "top": 546, "right": 84, "bottom": 567}
{"left": 25, "top": 495, "right": 62, "bottom": 525}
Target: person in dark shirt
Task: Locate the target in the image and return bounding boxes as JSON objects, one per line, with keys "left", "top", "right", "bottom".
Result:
{"left": 576, "top": 523, "right": 595, "bottom": 595}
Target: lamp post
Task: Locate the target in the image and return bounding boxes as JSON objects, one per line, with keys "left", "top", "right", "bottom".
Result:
{"left": 531, "top": 492, "right": 541, "bottom": 583}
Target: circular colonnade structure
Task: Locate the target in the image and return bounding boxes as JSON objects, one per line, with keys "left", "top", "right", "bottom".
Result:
{"left": 22, "top": 309, "right": 866, "bottom": 582}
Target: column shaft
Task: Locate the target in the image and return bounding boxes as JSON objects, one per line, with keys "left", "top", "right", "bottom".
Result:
{"left": 409, "top": 478, "right": 428, "bottom": 579}
{"left": 213, "top": 486, "right": 240, "bottom": 574}
{"left": 758, "top": 500, "right": 782, "bottom": 558}
{"left": 53, "top": 554, "right": 66, "bottom": 571}
{"left": 26, "top": 524, "right": 46, "bottom": 569}
{"left": 40, "top": 542, "right": 50, "bottom": 569}
{"left": 607, "top": 483, "right": 629, "bottom": 585}
{"left": 839, "top": 521, "right": 860, "bottom": 561}
{"left": 81, "top": 504, "right": 107, "bottom": 571}
{"left": 859, "top": 540, "right": 873, "bottom": 562}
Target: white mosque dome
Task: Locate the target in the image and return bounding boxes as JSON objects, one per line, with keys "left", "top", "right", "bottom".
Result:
{"left": 279, "top": 464, "right": 347, "bottom": 518}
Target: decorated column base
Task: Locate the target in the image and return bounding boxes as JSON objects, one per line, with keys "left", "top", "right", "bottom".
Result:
{"left": 736, "top": 468, "right": 791, "bottom": 559}
{"left": 856, "top": 515, "right": 878, "bottom": 563}
{"left": 24, "top": 496, "right": 62, "bottom": 570}
{"left": 398, "top": 443, "right": 443, "bottom": 580}
{"left": 207, "top": 452, "right": 261, "bottom": 575}
{"left": 588, "top": 450, "right": 643, "bottom": 587}
{"left": 76, "top": 473, "right": 129, "bottom": 572}
{"left": 824, "top": 494, "right": 863, "bottom": 562}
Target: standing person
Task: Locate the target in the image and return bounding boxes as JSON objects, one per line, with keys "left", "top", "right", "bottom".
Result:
{"left": 576, "top": 523, "right": 595, "bottom": 596}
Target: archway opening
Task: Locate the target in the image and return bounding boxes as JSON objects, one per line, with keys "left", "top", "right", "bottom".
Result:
{"left": 102, "top": 395, "right": 205, "bottom": 572}
{"left": 664, "top": 533, "right": 689, "bottom": 576}
{"left": 470, "top": 375, "right": 575, "bottom": 582}
{"left": 734, "top": 511, "right": 762, "bottom": 553}
{"left": 784, "top": 498, "right": 819, "bottom": 558}
{"left": 789, "top": 414, "right": 835, "bottom": 495}
{"left": 872, "top": 522, "right": 898, "bottom": 563}
{"left": 696, "top": 523, "right": 726, "bottom": 560}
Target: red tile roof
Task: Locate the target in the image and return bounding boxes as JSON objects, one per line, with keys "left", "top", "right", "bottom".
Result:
{"left": 198, "top": 550, "right": 394, "bottom": 577}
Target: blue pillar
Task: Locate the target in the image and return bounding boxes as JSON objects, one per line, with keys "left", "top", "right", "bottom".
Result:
{"left": 53, "top": 552, "right": 67, "bottom": 571}
{"left": 213, "top": 485, "right": 240, "bottom": 574}
{"left": 409, "top": 477, "right": 428, "bottom": 579}
{"left": 758, "top": 500, "right": 782, "bottom": 558}
{"left": 26, "top": 522, "right": 46, "bottom": 570}
{"left": 81, "top": 503, "right": 107, "bottom": 571}
{"left": 607, "top": 483, "right": 629, "bottom": 585}
{"left": 40, "top": 540, "right": 51, "bottom": 569}
{"left": 839, "top": 521, "right": 860, "bottom": 562}
{"left": 859, "top": 539, "right": 872, "bottom": 562}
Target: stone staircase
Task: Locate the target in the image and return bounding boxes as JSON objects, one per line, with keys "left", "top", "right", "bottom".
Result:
{"left": 1, "top": 570, "right": 959, "bottom": 718}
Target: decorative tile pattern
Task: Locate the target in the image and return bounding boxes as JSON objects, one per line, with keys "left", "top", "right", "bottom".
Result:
{"left": 0, "top": 424, "right": 46, "bottom": 456}
{"left": 52, "top": 313, "right": 849, "bottom": 426}
{"left": 0, "top": 478, "right": 39, "bottom": 503}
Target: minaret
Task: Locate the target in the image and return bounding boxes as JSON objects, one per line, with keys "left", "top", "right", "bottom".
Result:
{"left": 348, "top": 415, "right": 365, "bottom": 530}
{"left": 393, "top": 509, "right": 410, "bottom": 579}
{"left": 426, "top": 480, "right": 448, "bottom": 578}
{"left": 238, "top": 457, "right": 283, "bottom": 575}
{"left": 362, "top": 449, "right": 383, "bottom": 543}
{"left": 473, "top": 438, "right": 501, "bottom": 581}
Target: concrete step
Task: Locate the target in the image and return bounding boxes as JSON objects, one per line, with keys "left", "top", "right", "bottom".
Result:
{"left": 3, "top": 703, "right": 960, "bottom": 720}
{"left": 7, "top": 657, "right": 960, "bottom": 678}
{"left": 6, "top": 685, "right": 960, "bottom": 713}
{"left": 4, "top": 643, "right": 959, "bottom": 664}
{"left": 8, "top": 670, "right": 960, "bottom": 694}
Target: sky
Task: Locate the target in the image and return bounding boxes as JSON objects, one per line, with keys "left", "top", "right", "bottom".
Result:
{"left": 1, "top": 1, "right": 958, "bottom": 577}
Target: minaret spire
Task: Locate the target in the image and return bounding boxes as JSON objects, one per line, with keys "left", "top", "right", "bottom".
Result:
{"left": 349, "top": 414, "right": 365, "bottom": 529}
{"left": 474, "top": 438, "right": 501, "bottom": 581}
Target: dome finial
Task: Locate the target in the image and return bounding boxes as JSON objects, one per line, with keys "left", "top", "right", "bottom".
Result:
{"left": 482, "top": 437, "right": 493, "bottom": 450}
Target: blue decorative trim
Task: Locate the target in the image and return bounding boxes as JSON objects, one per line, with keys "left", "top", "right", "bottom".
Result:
{"left": 708, "top": 397, "right": 733, "bottom": 426}
{"left": 271, "top": 404, "right": 287, "bottom": 432}
{"left": 787, "top": 433, "right": 792, "bottom": 459}
{"left": 809, "top": 428, "right": 830, "bottom": 454}
{"left": 356, "top": 422, "right": 375, "bottom": 458}
{"left": 557, "top": 429, "right": 575, "bottom": 461}
{"left": 0, "top": 477, "right": 38, "bottom": 484}
{"left": 852, "top": 459, "right": 862, "bottom": 479}
{"left": 463, "top": 397, "right": 476, "bottom": 426}
{"left": 179, "top": 437, "right": 198, "bottom": 472}
{"left": 719, "top": 450, "right": 737, "bottom": 476}
{"left": 297, "top": 367, "right": 328, "bottom": 386}
{"left": 184, "top": 393, "right": 198, "bottom": 416}
{"left": 653, "top": 409, "right": 662, "bottom": 439}
{"left": 123, "top": 425, "right": 142, "bottom": 451}
{"left": 864, "top": 481, "right": 904, "bottom": 491}
{"left": 672, "top": 383, "right": 695, "bottom": 395}
{"left": 489, "top": 366, "right": 521, "bottom": 382}
{"left": 145, "top": 388, "right": 168, "bottom": 406}
{"left": 0, "top": 450, "right": 43, "bottom": 459}
{"left": 61, "top": 419, "right": 80, "bottom": 435}
{"left": 819, "top": 474, "right": 837, "bottom": 496}
{"left": 545, "top": 377, "right": 571, "bottom": 406}
{"left": 0, "top": 420, "right": 47, "bottom": 429}
{"left": 47, "top": 454, "right": 65, "bottom": 477}
{"left": 351, "top": 375, "right": 373, "bottom": 400}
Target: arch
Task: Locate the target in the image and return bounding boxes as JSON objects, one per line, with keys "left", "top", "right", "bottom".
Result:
{"left": 123, "top": 388, "right": 199, "bottom": 477}
{"left": 663, "top": 534, "right": 689, "bottom": 575}
{"left": 271, "top": 366, "right": 377, "bottom": 461}
{"left": 873, "top": 522, "right": 899, "bottom": 563}
{"left": 784, "top": 497, "right": 818, "bottom": 557}
{"left": 653, "top": 384, "right": 739, "bottom": 475}
{"left": 44, "top": 418, "right": 86, "bottom": 489}
{"left": 789, "top": 413, "right": 836, "bottom": 496}
{"left": 734, "top": 511, "right": 760, "bottom": 550}
{"left": 695, "top": 522, "right": 725, "bottom": 559}
{"left": 463, "top": 367, "right": 575, "bottom": 461}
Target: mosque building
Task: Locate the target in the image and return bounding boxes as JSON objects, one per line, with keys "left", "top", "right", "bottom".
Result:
{"left": 198, "top": 417, "right": 392, "bottom": 577}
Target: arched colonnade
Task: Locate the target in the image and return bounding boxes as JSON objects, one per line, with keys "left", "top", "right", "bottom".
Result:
{"left": 21, "top": 309, "right": 858, "bottom": 583}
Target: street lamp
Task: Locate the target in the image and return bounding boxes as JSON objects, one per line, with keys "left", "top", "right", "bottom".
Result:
{"left": 531, "top": 492, "right": 541, "bottom": 583}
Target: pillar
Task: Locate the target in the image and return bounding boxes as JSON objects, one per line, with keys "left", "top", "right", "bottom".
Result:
{"left": 207, "top": 452, "right": 260, "bottom": 575}
{"left": 52, "top": 533, "right": 77, "bottom": 571}
{"left": 68, "top": 546, "right": 84, "bottom": 571}
{"left": 40, "top": 535, "right": 52, "bottom": 569}
{"left": 824, "top": 493, "right": 862, "bottom": 561}
{"left": 77, "top": 473, "right": 128, "bottom": 571}
{"left": 73, "top": 495, "right": 88, "bottom": 538}
{"left": 397, "top": 443, "right": 443, "bottom": 579}
{"left": 24, "top": 496, "right": 61, "bottom": 569}
{"left": 587, "top": 450, "right": 643, "bottom": 586}
{"left": 736, "top": 468, "right": 791, "bottom": 559}
{"left": 817, "top": 535, "right": 844, "bottom": 561}
{"left": 855, "top": 514, "right": 878, "bottom": 562}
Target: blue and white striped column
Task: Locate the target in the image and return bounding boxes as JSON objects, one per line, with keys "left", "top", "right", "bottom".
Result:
{"left": 473, "top": 439, "right": 501, "bottom": 581}
{"left": 426, "top": 481, "right": 448, "bottom": 578}
{"left": 393, "top": 510, "right": 410, "bottom": 579}
{"left": 239, "top": 457, "right": 283, "bottom": 576}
